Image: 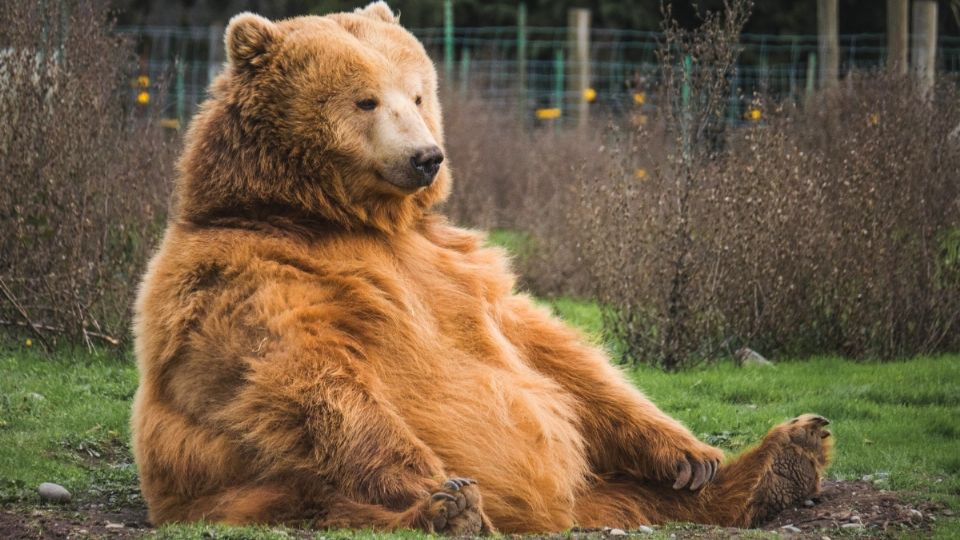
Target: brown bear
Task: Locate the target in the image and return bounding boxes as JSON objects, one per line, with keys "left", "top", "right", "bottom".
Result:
{"left": 131, "top": 2, "right": 832, "bottom": 534}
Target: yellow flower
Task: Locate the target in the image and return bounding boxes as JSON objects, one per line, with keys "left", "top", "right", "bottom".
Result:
{"left": 634, "top": 168, "right": 648, "bottom": 180}
{"left": 582, "top": 87, "right": 597, "bottom": 103}
{"left": 633, "top": 92, "right": 646, "bottom": 105}
{"left": 25, "top": 338, "right": 32, "bottom": 348}
{"left": 535, "top": 108, "right": 561, "bottom": 120}
{"left": 746, "top": 108, "right": 762, "bottom": 121}
{"left": 137, "top": 74, "right": 150, "bottom": 88}
{"left": 867, "top": 112, "right": 880, "bottom": 126}
{"left": 137, "top": 91, "right": 150, "bottom": 105}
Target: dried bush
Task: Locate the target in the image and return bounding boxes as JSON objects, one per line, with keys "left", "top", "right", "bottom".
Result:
{"left": 444, "top": 3, "right": 960, "bottom": 367}
{"left": 442, "top": 94, "right": 609, "bottom": 294}
{"left": 710, "top": 77, "right": 960, "bottom": 358}
{"left": 580, "top": 0, "right": 752, "bottom": 370}
{"left": 0, "top": 0, "right": 175, "bottom": 350}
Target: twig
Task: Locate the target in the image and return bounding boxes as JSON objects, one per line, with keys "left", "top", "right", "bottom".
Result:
{"left": 0, "top": 318, "right": 120, "bottom": 346}
{"left": 0, "top": 278, "right": 53, "bottom": 351}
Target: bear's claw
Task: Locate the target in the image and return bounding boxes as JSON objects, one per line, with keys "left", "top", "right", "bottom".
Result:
{"left": 425, "top": 477, "right": 492, "bottom": 534}
{"left": 442, "top": 477, "right": 476, "bottom": 491}
{"left": 673, "top": 456, "right": 722, "bottom": 490}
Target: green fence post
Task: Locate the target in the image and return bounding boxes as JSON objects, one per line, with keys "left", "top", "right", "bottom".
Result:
{"left": 554, "top": 49, "right": 565, "bottom": 111}
{"left": 517, "top": 2, "right": 527, "bottom": 119}
{"left": 460, "top": 47, "right": 470, "bottom": 94}
{"left": 58, "top": 0, "right": 68, "bottom": 64}
{"left": 443, "top": 0, "right": 454, "bottom": 84}
{"left": 176, "top": 59, "right": 186, "bottom": 129}
{"left": 805, "top": 52, "right": 817, "bottom": 103}
{"left": 681, "top": 55, "right": 692, "bottom": 159}
{"left": 40, "top": 0, "right": 48, "bottom": 64}
{"left": 728, "top": 68, "right": 739, "bottom": 124}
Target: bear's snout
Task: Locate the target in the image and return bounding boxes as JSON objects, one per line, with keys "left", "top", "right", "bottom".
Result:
{"left": 409, "top": 146, "right": 444, "bottom": 187}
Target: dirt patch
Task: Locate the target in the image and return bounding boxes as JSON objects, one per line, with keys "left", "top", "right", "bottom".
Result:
{"left": 760, "top": 480, "right": 943, "bottom": 537}
{"left": 0, "top": 480, "right": 949, "bottom": 539}
{"left": 0, "top": 500, "right": 149, "bottom": 539}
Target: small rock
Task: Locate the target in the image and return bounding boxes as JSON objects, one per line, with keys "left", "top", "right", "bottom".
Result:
{"left": 638, "top": 525, "right": 654, "bottom": 534}
{"left": 908, "top": 509, "right": 923, "bottom": 520}
{"left": 736, "top": 347, "right": 773, "bottom": 366}
{"left": 26, "top": 392, "right": 45, "bottom": 401}
{"left": 841, "top": 523, "right": 864, "bottom": 529}
{"left": 942, "top": 509, "right": 954, "bottom": 516}
{"left": 608, "top": 528, "right": 627, "bottom": 536}
{"left": 105, "top": 522, "right": 124, "bottom": 529}
{"left": 803, "top": 499, "right": 815, "bottom": 507}
{"left": 781, "top": 525, "right": 802, "bottom": 533}
{"left": 37, "top": 482, "right": 71, "bottom": 503}
{"left": 821, "top": 536, "right": 831, "bottom": 540}
{"left": 850, "top": 515, "right": 862, "bottom": 522}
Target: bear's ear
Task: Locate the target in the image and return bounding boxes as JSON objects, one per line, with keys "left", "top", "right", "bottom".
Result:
{"left": 356, "top": 1, "right": 399, "bottom": 24}
{"left": 225, "top": 12, "right": 280, "bottom": 71}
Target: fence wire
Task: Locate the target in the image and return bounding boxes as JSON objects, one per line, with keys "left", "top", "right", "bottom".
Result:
{"left": 117, "top": 25, "right": 960, "bottom": 126}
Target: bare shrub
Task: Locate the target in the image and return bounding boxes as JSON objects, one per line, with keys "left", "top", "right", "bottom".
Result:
{"left": 444, "top": 3, "right": 959, "bottom": 367}
{"left": 711, "top": 76, "right": 960, "bottom": 358}
{"left": 442, "top": 94, "right": 610, "bottom": 294}
{"left": 0, "top": 0, "right": 175, "bottom": 349}
{"left": 576, "top": 0, "right": 752, "bottom": 370}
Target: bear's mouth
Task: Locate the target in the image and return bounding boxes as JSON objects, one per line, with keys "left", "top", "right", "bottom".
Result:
{"left": 375, "top": 168, "right": 429, "bottom": 194}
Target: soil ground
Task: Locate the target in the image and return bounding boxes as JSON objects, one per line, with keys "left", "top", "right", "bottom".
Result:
{"left": 0, "top": 480, "right": 946, "bottom": 539}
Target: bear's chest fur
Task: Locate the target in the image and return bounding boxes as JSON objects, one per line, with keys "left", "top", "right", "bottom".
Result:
{"left": 343, "top": 226, "right": 590, "bottom": 524}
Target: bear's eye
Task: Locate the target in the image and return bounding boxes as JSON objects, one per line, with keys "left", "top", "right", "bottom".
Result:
{"left": 415, "top": 96, "right": 422, "bottom": 106}
{"left": 356, "top": 98, "right": 379, "bottom": 111}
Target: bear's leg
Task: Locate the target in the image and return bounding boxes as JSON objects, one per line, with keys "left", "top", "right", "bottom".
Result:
{"left": 175, "top": 484, "right": 306, "bottom": 524}
{"left": 317, "top": 477, "right": 495, "bottom": 535}
{"left": 175, "top": 478, "right": 494, "bottom": 535}
{"left": 573, "top": 414, "right": 832, "bottom": 529}
{"left": 499, "top": 296, "right": 723, "bottom": 489}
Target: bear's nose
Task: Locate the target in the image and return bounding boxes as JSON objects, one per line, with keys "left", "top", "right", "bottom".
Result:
{"left": 409, "top": 146, "right": 444, "bottom": 186}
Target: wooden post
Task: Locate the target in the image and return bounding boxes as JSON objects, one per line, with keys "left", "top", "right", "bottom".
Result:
{"left": 886, "top": 0, "right": 908, "bottom": 74}
{"left": 911, "top": 0, "right": 937, "bottom": 93}
{"left": 443, "top": 0, "right": 454, "bottom": 84}
{"left": 567, "top": 8, "right": 591, "bottom": 128}
{"left": 817, "top": 0, "right": 838, "bottom": 90}
{"left": 517, "top": 3, "right": 527, "bottom": 117}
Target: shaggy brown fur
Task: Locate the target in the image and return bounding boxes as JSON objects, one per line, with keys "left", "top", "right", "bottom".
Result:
{"left": 131, "top": 2, "right": 832, "bottom": 534}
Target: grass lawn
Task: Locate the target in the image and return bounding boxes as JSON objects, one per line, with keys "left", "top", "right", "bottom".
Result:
{"left": 0, "top": 229, "right": 957, "bottom": 537}
{"left": 1, "top": 335, "right": 958, "bottom": 538}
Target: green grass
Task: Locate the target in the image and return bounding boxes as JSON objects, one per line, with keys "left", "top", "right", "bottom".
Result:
{"left": 2, "top": 326, "right": 959, "bottom": 538}
{"left": 0, "top": 347, "right": 139, "bottom": 505}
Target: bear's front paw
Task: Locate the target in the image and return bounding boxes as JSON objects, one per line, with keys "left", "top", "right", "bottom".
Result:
{"left": 419, "top": 477, "right": 495, "bottom": 535}
{"left": 651, "top": 438, "right": 724, "bottom": 491}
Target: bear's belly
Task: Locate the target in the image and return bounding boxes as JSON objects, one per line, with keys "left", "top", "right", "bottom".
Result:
{"left": 372, "top": 319, "right": 589, "bottom": 530}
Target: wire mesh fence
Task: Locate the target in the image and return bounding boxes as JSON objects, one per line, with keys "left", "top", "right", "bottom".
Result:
{"left": 116, "top": 24, "right": 960, "bottom": 127}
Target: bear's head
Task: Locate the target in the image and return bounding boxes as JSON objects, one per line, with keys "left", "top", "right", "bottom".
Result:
{"left": 176, "top": 2, "right": 449, "bottom": 234}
